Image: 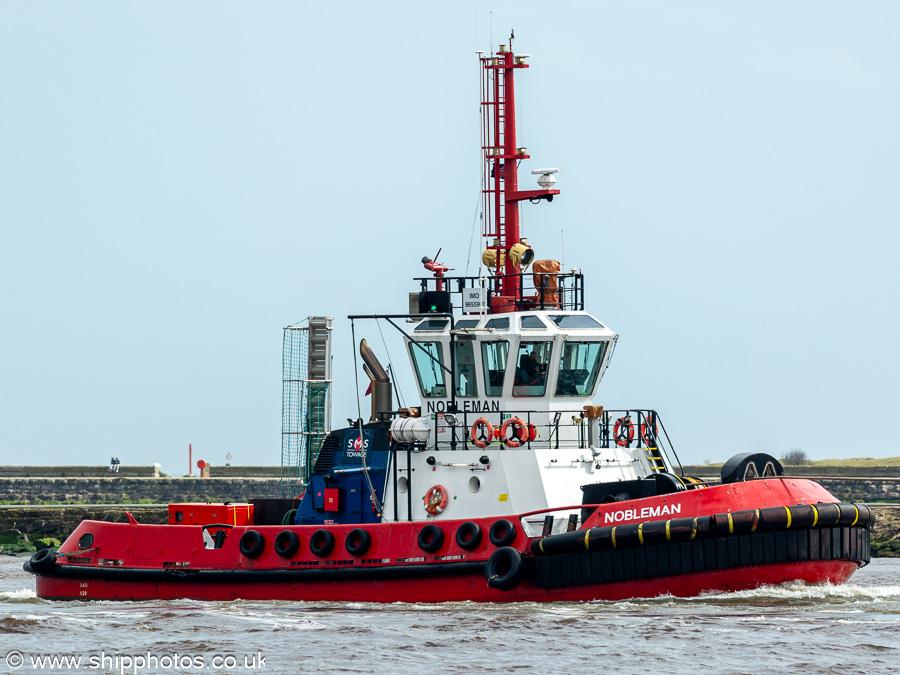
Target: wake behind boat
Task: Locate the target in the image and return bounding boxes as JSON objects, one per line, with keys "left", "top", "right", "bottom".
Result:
{"left": 26, "top": 34, "right": 872, "bottom": 603}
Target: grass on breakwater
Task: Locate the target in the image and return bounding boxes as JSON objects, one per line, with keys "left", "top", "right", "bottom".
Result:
{"left": 872, "top": 536, "right": 900, "bottom": 557}
{"left": 0, "top": 532, "right": 60, "bottom": 555}
{"left": 809, "top": 457, "right": 900, "bottom": 466}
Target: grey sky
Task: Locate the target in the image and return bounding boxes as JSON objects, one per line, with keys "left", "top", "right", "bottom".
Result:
{"left": 1, "top": 2, "right": 897, "bottom": 471}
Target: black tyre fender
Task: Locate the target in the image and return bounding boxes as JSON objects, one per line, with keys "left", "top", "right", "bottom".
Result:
{"left": 345, "top": 528, "right": 372, "bottom": 557}
{"left": 417, "top": 524, "right": 445, "bottom": 554}
{"left": 29, "top": 548, "right": 57, "bottom": 573}
{"left": 489, "top": 519, "right": 517, "bottom": 547}
{"left": 455, "top": 521, "right": 483, "bottom": 551}
{"left": 239, "top": 530, "right": 265, "bottom": 559}
{"left": 274, "top": 530, "right": 301, "bottom": 559}
{"left": 310, "top": 529, "right": 336, "bottom": 557}
{"left": 485, "top": 546, "right": 525, "bottom": 591}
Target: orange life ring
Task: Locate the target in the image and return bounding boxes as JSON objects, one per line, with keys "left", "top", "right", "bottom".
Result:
{"left": 500, "top": 417, "right": 529, "bottom": 448}
{"left": 613, "top": 416, "right": 635, "bottom": 447}
{"left": 470, "top": 417, "right": 494, "bottom": 448}
{"left": 424, "top": 485, "right": 449, "bottom": 515}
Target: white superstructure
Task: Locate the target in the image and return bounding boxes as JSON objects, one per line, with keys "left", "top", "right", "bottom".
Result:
{"left": 380, "top": 310, "right": 676, "bottom": 533}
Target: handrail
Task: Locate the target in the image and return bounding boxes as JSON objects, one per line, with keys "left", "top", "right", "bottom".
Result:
{"left": 654, "top": 414, "right": 683, "bottom": 477}
{"left": 515, "top": 503, "right": 603, "bottom": 520}
{"left": 413, "top": 271, "right": 585, "bottom": 314}
{"left": 430, "top": 408, "right": 678, "bottom": 466}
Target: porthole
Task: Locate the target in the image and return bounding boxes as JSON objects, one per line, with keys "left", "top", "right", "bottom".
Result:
{"left": 398, "top": 477, "right": 409, "bottom": 493}
{"left": 468, "top": 476, "right": 481, "bottom": 493}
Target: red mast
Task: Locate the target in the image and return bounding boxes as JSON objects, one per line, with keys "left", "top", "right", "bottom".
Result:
{"left": 480, "top": 33, "right": 560, "bottom": 309}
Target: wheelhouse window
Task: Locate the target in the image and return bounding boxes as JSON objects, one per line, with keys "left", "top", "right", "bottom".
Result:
{"left": 415, "top": 319, "right": 449, "bottom": 332}
{"left": 555, "top": 341, "right": 608, "bottom": 396}
{"left": 454, "top": 341, "right": 478, "bottom": 397}
{"left": 513, "top": 341, "right": 553, "bottom": 397}
{"left": 409, "top": 342, "right": 446, "bottom": 397}
{"left": 520, "top": 315, "right": 547, "bottom": 330}
{"left": 485, "top": 317, "right": 510, "bottom": 330}
{"left": 481, "top": 340, "right": 508, "bottom": 396}
{"left": 548, "top": 314, "right": 605, "bottom": 329}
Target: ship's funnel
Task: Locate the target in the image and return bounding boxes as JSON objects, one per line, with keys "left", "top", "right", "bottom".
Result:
{"left": 360, "top": 339, "right": 392, "bottom": 422}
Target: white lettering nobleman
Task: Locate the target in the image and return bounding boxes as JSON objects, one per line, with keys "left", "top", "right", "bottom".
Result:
{"left": 603, "top": 503, "right": 682, "bottom": 524}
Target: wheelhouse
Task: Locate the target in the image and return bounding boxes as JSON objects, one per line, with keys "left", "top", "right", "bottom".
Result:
{"left": 405, "top": 311, "right": 617, "bottom": 410}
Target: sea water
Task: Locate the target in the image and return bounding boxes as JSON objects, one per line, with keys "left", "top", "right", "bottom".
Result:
{"left": 1, "top": 556, "right": 898, "bottom": 674}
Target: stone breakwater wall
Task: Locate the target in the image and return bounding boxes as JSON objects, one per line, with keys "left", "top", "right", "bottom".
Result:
{"left": 813, "top": 480, "right": 900, "bottom": 503}
{"left": 0, "top": 477, "right": 282, "bottom": 505}
{"left": 0, "top": 466, "right": 283, "bottom": 478}
{"left": 869, "top": 506, "right": 900, "bottom": 557}
{"left": 2, "top": 505, "right": 168, "bottom": 537}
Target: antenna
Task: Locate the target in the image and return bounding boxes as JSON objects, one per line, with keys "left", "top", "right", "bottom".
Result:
{"left": 474, "top": 6, "right": 478, "bottom": 51}
{"left": 561, "top": 230, "right": 565, "bottom": 270}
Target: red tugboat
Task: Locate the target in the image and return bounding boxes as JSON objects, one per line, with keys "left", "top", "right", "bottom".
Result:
{"left": 26, "top": 35, "right": 871, "bottom": 602}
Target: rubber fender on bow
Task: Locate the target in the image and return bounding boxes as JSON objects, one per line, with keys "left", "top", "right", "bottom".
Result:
{"left": 485, "top": 547, "right": 525, "bottom": 591}
{"left": 837, "top": 503, "right": 864, "bottom": 526}
{"left": 239, "top": 530, "right": 266, "bottom": 559}
{"left": 854, "top": 503, "right": 874, "bottom": 527}
{"left": 526, "top": 525, "right": 872, "bottom": 590}
{"left": 531, "top": 503, "right": 872, "bottom": 557}
{"left": 639, "top": 519, "right": 671, "bottom": 545}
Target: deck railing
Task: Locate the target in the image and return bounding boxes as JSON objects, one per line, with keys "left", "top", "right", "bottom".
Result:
{"left": 418, "top": 408, "right": 682, "bottom": 476}
{"left": 414, "top": 272, "right": 584, "bottom": 315}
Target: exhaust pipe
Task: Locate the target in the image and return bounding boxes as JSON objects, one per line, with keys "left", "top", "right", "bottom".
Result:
{"left": 359, "top": 339, "right": 392, "bottom": 422}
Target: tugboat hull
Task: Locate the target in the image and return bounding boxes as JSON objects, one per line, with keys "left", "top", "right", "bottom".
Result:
{"left": 31, "top": 559, "right": 860, "bottom": 603}
{"left": 26, "top": 480, "right": 871, "bottom": 603}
